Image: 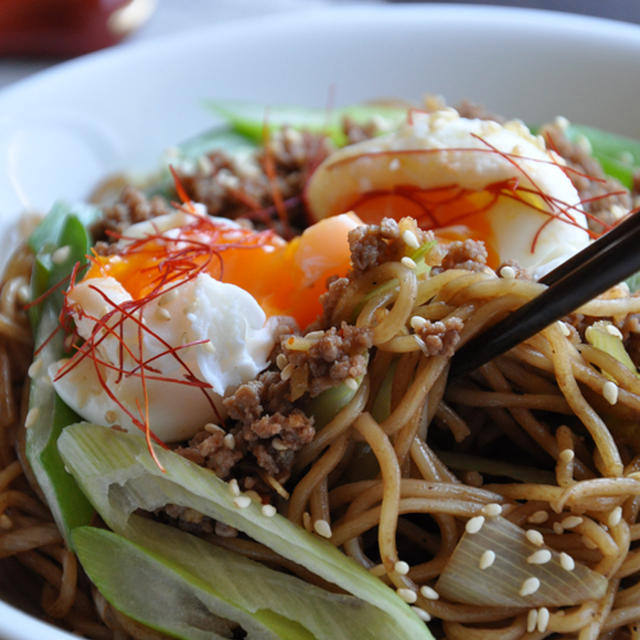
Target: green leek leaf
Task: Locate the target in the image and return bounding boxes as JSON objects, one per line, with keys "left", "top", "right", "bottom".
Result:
{"left": 74, "top": 515, "right": 422, "bottom": 640}
{"left": 207, "top": 101, "right": 409, "bottom": 147}
{"left": 26, "top": 205, "right": 98, "bottom": 542}
{"left": 58, "top": 422, "right": 432, "bottom": 640}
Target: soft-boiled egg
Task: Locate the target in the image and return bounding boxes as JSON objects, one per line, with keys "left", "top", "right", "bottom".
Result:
{"left": 51, "top": 207, "right": 358, "bottom": 442}
{"left": 306, "top": 108, "right": 591, "bottom": 277}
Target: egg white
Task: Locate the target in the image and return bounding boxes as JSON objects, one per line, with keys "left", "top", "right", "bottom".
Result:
{"left": 51, "top": 218, "right": 277, "bottom": 443}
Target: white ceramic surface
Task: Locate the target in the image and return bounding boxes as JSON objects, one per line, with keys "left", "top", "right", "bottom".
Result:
{"left": 1, "top": 4, "right": 640, "bottom": 638}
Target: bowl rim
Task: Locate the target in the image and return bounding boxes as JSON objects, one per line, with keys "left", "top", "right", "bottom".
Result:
{"left": 1, "top": 3, "right": 640, "bottom": 639}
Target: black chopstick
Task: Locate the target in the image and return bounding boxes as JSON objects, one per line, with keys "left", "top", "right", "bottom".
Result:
{"left": 448, "top": 212, "right": 640, "bottom": 379}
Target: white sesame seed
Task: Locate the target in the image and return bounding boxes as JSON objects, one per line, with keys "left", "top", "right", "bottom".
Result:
{"left": 413, "top": 335, "right": 428, "bottom": 354}
{"left": 605, "top": 324, "right": 623, "bottom": 338}
{"left": 223, "top": 433, "right": 235, "bottom": 450}
{"left": 575, "top": 134, "right": 592, "bottom": 155}
{"left": 233, "top": 495, "right": 251, "bottom": 509}
{"left": 553, "top": 522, "right": 564, "bottom": 535}
{"left": 401, "top": 256, "right": 417, "bottom": 270}
{"left": 419, "top": 585, "right": 439, "bottom": 600}
{"left": 305, "top": 330, "right": 324, "bottom": 340}
{"left": 280, "top": 363, "right": 294, "bottom": 381}
{"left": 465, "top": 515, "right": 485, "bottom": 534}
{"left": 582, "top": 535, "right": 598, "bottom": 550}
{"left": 410, "top": 606, "right": 432, "bottom": 622}
{"left": 17, "top": 284, "right": 30, "bottom": 304}
{"left": 559, "top": 552, "right": 575, "bottom": 571}
{"left": 28, "top": 358, "right": 43, "bottom": 378}
{"left": 527, "top": 608, "right": 538, "bottom": 633}
{"left": 561, "top": 515, "right": 583, "bottom": 529}
{"left": 402, "top": 229, "right": 420, "bottom": 249}
{"left": 51, "top": 245, "right": 71, "bottom": 264}
{"left": 344, "top": 377, "right": 359, "bottom": 391}
{"left": 499, "top": 265, "right": 516, "bottom": 279}
{"left": 228, "top": 478, "right": 240, "bottom": 496}
{"left": 558, "top": 321, "right": 571, "bottom": 337}
{"left": 527, "top": 549, "right": 552, "bottom": 564}
{"left": 389, "top": 158, "right": 401, "bottom": 172}
{"left": 558, "top": 448, "right": 574, "bottom": 463}
{"left": 276, "top": 353, "right": 288, "bottom": 370}
{"left": 528, "top": 510, "right": 549, "bottom": 524}
{"left": 519, "top": 577, "right": 541, "bottom": 597}
{"left": 554, "top": 115, "right": 570, "bottom": 131}
{"left": 481, "top": 503, "right": 502, "bottom": 517}
{"left": 560, "top": 551, "right": 576, "bottom": 571}
{"left": 197, "top": 154, "right": 214, "bottom": 174}
{"left": 104, "top": 410, "right": 117, "bottom": 424}
{"left": 397, "top": 588, "right": 417, "bottom": 604}
{"left": 156, "top": 307, "right": 171, "bottom": 321}
{"left": 204, "top": 423, "right": 223, "bottom": 434}
{"left": 603, "top": 381, "right": 619, "bottom": 405}
{"left": 394, "top": 560, "right": 410, "bottom": 575}
{"left": 525, "top": 529, "right": 544, "bottom": 546}
{"left": 302, "top": 512, "right": 312, "bottom": 531}
{"left": 478, "top": 549, "right": 496, "bottom": 570}
{"left": 24, "top": 407, "right": 39, "bottom": 429}
{"left": 618, "top": 150, "right": 634, "bottom": 165}
{"left": 537, "top": 607, "right": 550, "bottom": 632}
{"left": 313, "top": 519, "right": 332, "bottom": 539}
{"left": 608, "top": 506, "right": 622, "bottom": 528}
{"left": 261, "top": 504, "right": 277, "bottom": 517}
{"left": 410, "top": 315, "right": 427, "bottom": 330}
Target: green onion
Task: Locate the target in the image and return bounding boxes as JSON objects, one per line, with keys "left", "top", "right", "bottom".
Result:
{"left": 74, "top": 517, "right": 415, "bottom": 640}
{"left": 436, "top": 516, "right": 607, "bottom": 607}
{"left": 207, "top": 101, "right": 409, "bottom": 147}
{"left": 585, "top": 320, "right": 639, "bottom": 377}
{"left": 58, "top": 422, "right": 433, "bottom": 640}
{"left": 563, "top": 124, "right": 640, "bottom": 191}
{"left": 26, "top": 204, "right": 100, "bottom": 542}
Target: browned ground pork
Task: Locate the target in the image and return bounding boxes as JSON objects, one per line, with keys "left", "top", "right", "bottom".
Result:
{"left": 280, "top": 323, "right": 373, "bottom": 398}
{"left": 438, "top": 238, "right": 489, "bottom": 273}
{"left": 415, "top": 318, "right": 465, "bottom": 357}
{"left": 92, "top": 185, "right": 170, "bottom": 245}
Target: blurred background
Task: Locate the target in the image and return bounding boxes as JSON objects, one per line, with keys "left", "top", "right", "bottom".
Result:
{"left": 1, "top": 0, "right": 639, "bottom": 89}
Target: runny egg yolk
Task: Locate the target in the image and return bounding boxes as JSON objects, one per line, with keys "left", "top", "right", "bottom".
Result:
{"left": 83, "top": 212, "right": 360, "bottom": 329}
{"left": 343, "top": 184, "right": 505, "bottom": 267}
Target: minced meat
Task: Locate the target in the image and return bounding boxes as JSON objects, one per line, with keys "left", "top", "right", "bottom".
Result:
{"left": 236, "top": 410, "right": 315, "bottom": 480}
{"left": 415, "top": 317, "right": 464, "bottom": 357}
{"left": 348, "top": 218, "right": 402, "bottom": 271}
{"left": 438, "top": 239, "right": 489, "bottom": 272}
{"left": 92, "top": 186, "right": 170, "bottom": 244}
{"left": 281, "top": 323, "right": 373, "bottom": 398}
{"left": 175, "top": 427, "right": 242, "bottom": 478}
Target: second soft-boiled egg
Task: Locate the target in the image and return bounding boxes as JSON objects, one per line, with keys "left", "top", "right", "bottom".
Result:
{"left": 305, "top": 108, "right": 591, "bottom": 278}
{"left": 51, "top": 208, "right": 358, "bottom": 442}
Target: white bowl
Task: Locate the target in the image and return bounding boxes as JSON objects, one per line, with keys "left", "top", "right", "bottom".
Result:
{"left": 1, "top": 4, "right": 639, "bottom": 638}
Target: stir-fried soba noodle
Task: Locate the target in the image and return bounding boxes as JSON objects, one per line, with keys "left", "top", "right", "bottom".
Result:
{"left": 2, "top": 101, "right": 640, "bottom": 640}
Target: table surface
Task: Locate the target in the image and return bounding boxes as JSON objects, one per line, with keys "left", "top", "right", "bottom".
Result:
{"left": 1, "top": 0, "right": 639, "bottom": 91}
